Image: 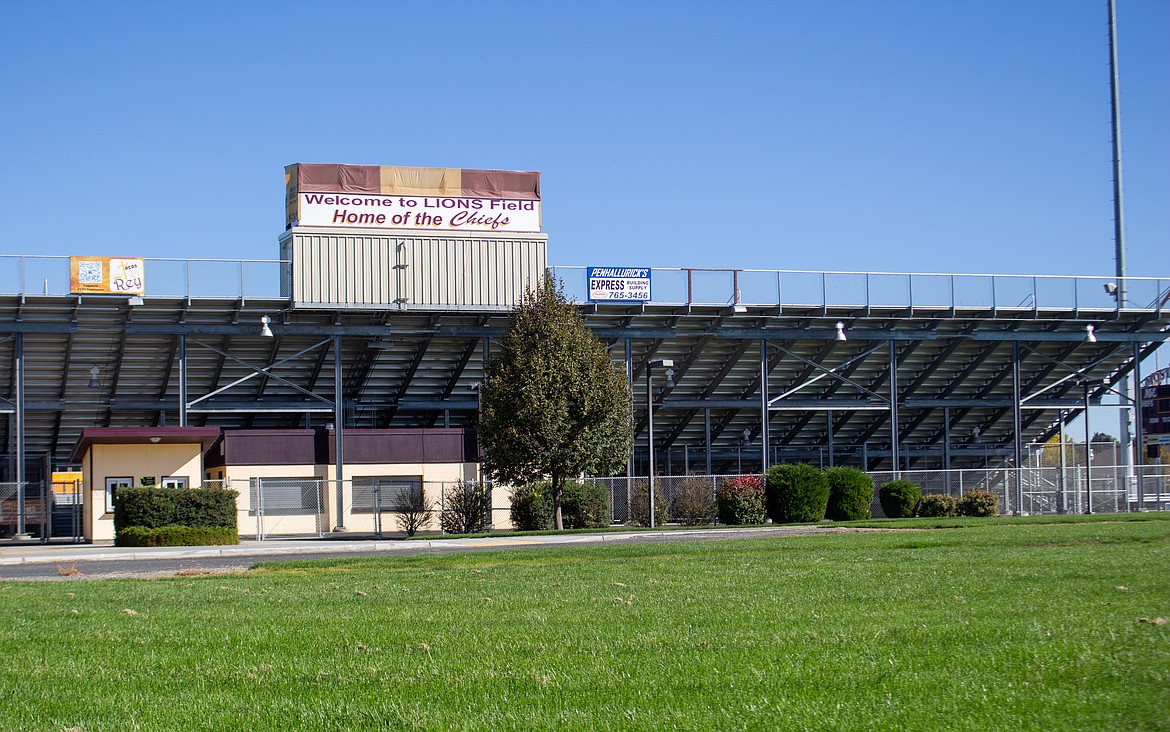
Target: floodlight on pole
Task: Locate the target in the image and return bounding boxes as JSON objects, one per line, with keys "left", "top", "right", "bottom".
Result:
{"left": 646, "top": 358, "right": 674, "bottom": 529}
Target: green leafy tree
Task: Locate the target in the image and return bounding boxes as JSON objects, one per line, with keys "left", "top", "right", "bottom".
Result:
{"left": 479, "top": 276, "right": 633, "bottom": 530}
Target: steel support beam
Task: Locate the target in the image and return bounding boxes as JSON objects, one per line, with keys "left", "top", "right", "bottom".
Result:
{"left": 1012, "top": 341, "right": 1024, "bottom": 514}
{"left": 1134, "top": 342, "right": 1144, "bottom": 509}
{"left": 333, "top": 334, "right": 345, "bottom": 531}
{"left": 178, "top": 335, "right": 187, "bottom": 427}
{"left": 15, "top": 333, "right": 25, "bottom": 534}
{"left": 759, "top": 339, "right": 769, "bottom": 472}
{"left": 889, "top": 340, "right": 899, "bottom": 478}
{"left": 704, "top": 408, "right": 712, "bottom": 475}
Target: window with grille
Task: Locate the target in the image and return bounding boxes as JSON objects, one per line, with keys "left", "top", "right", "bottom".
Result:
{"left": 351, "top": 477, "right": 422, "bottom": 513}
{"left": 105, "top": 477, "right": 132, "bottom": 514}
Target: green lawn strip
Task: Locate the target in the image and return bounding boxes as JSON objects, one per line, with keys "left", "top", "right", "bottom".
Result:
{"left": 842, "top": 511, "right": 1170, "bottom": 530}
{"left": 1, "top": 521, "right": 1167, "bottom": 731}
{"left": 417, "top": 510, "right": 1170, "bottom": 540}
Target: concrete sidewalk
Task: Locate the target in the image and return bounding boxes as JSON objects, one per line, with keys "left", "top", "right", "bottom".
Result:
{"left": 0, "top": 527, "right": 772, "bottom": 566}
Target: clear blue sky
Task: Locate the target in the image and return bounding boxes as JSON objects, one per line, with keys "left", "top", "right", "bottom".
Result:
{"left": 3, "top": 1, "right": 1167, "bottom": 279}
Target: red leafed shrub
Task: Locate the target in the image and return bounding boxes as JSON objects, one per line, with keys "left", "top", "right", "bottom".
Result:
{"left": 716, "top": 475, "right": 767, "bottom": 525}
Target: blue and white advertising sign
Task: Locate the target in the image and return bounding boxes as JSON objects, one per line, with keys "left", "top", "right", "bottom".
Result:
{"left": 588, "top": 267, "right": 651, "bottom": 302}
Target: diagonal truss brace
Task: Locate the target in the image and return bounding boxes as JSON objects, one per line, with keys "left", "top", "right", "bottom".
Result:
{"left": 768, "top": 342, "right": 888, "bottom": 405}
{"left": 186, "top": 338, "right": 335, "bottom": 409}
{"left": 1019, "top": 344, "right": 1133, "bottom": 406}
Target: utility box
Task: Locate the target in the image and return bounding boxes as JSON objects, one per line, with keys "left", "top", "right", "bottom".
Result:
{"left": 281, "top": 163, "right": 546, "bottom": 311}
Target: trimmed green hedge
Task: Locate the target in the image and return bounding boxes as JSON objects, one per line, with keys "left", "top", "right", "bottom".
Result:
{"left": 510, "top": 481, "right": 611, "bottom": 530}
{"left": 917, "top": 493, "right": 959, "bottom": 517}
{"left": 115, "top": 525, "right": 238, "bottom": 547}
{"left": 878, "top": 480, "right": 922, "bottom": 518}
{"left": 562, "top": 481, "right": 611, "bottom": 529}
{"left": 114, "top": 486, "right": 238, "bottom": 532}
{"left": 957, "top": 489, "right": 1000, "bottom": 517}
{"left": 824, "top": 467, "right": 874, "bottom": 521}
{"left": 510, "top": 482, "right": 554, "bottom": 531}
{"left": 765, "top": 463, "right": 830, "bottom": 523}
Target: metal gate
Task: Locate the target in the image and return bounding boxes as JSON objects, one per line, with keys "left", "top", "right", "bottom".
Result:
{"left": 249, "top": 478, "right": 327, "bottom": 540}
{"left": 0, "top": 479, "right": 84, "bottom": 542}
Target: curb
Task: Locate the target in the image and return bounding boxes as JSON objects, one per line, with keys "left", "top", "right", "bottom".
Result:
{"left": 0, "top": 526, "right": 789, "bottom": 566}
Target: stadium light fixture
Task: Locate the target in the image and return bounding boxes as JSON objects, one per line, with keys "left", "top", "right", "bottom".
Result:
{"left": 835, "top": 322, "right": 847, "bottom": 341}
{"left": 260, "top": 315, "right": 274, "bottom": 338}
{"left": 88, "top": 365, "right": 100, "bottom": 389}
{"left": 1086, "top": 324, "right": 1097, "bottom": 343}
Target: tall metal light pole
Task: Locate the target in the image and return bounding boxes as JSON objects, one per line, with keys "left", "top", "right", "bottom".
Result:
{"left": 1108, "top": 0, "right": 1127, "bottom": 304}
{"left": 1107, "top": 0, "right": 1135, "bottom": 478}
{"left": 646, "top": 358, "right": 673, "bottom": 529}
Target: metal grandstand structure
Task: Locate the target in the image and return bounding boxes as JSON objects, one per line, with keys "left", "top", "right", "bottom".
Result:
{"left": 1, "top": 254, "right": 1168, "bottom": 490}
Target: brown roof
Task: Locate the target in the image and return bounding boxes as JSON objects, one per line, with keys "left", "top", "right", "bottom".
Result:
{"left": 202, "top": 427, "right": 480, "bottom": 467}
{"left": 70, "top": 427, "right": 222, "bottom": 463}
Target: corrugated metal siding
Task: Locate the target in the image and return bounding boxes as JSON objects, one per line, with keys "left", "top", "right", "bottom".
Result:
{"left": 285, "top": 228, "right": 546, "bottom": 310}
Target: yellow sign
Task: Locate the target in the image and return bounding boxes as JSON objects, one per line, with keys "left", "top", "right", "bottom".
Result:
{"left": 51, "top": 471, "right": 83, "bottom": 494}
{"left": 70, "top": 256, "right": 145, "bottom": 295}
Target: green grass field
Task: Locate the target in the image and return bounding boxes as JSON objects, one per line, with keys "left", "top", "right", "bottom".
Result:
{"left": 2, "top": 517, "right": 1168, "bottom": 731}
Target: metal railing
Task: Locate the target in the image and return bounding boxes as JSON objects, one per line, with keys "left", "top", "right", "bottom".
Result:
{"left": 0, "top": 254, "right": 285, "bottom": 301}
{"left": 2, "top": 254, "right": 1167, "bottom": 312}
{"left": 552, "top": 266, "right": 1170, "bottom": 313}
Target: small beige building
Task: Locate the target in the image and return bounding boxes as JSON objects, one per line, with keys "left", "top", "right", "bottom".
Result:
{"left": 204, "top": 427, "right": 500, "bottom": 537}
{"left": 68, "top": 426, "right": 500, "bottom": 542}
{"left": 70, "top": 427, "right": 222, "bottom": 542}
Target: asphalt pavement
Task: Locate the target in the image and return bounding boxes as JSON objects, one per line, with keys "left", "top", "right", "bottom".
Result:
{"left": 0, "top": 525, "right": 849, "bottom": 581}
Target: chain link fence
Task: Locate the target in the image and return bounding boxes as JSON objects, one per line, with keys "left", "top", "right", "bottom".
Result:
{"left": 867, "top": 465, "right": 1170, "bottom": 517}
{"left": 207, "top": 477, "right": 502, "bottom": 540}
{"left": 590, "top": 463, "right": 1170, "bottom": 525}
{"left": 12, "top": 466, "right": 1160, "bottom": 542}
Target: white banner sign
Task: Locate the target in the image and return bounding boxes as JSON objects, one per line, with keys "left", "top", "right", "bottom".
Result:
{"left": 297, "top": 193, "right": 540, "bottom": 233}
{"left": 588, "top": 267, "right": 651, "bottom": 301}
